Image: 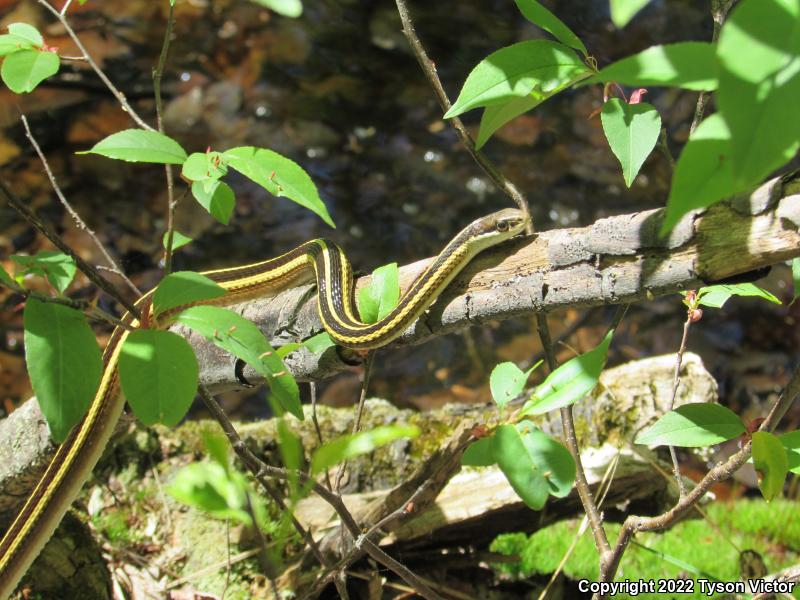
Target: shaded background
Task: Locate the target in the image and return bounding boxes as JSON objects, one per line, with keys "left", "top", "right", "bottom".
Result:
{"left": 0, "top": 0, "right": 797, "bottom": 449}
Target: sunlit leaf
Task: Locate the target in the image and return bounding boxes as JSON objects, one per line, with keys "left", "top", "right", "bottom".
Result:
{"left": 778, "top": 430, "right": 800, "bottom": 474}
{"left": 357, "top": 262, "right": 400, "bottom": 324}
{"left": 490, "top": 361, "right": 538, "bottom": 410}
{"left": 696, "top": 283, "right": 781, "bottom": 309}
{"left": 609, "top": 0, "right": 652, "bottom": 28}
{"left": 24, "top": 299, "right": 102, "bottom": 442}
{"left": 635, "top": 403, "right": 745, "bottom": 447}
{"left": 119, "top": 330, "right": 198, "bottom": 426}
{"left": 521, "top": 330, "right": 613, "bottom": 416}
{"left": 601, "top": 99, "right": 661, "bottom": 187}
{"left": 594, "top": 42, "right": 718, "bottom": 91}
{"left": 152, "top": 271, "right": 226, "bottom": 317}
{"left": 752, "top": 431, "right": 788, "bottom": 502}
{"left": 303, "top": 331, "right": 335, "bottom": 354}
{"left": 461, "top": 436, "right": 495, "bottom": 467}
{"left": 223, "top": 146, "right": 334, "bottom": 227}
{"left": 513, "top": 0, "right": 586, "bottom": 55}
{"left": 175, "top": 305, "right": 302, "bottom": 419}
{"left": 11, "top": 251, "right": 76, "bottom": 293}
{"left": 492, "top": 423, "right": 549, "bottom": 509}
{"left": 7, "top": 23, "right": 43, "bottom": 47}
{"left": 250, "top": 0, "right": 303, "bottom": 17}
{"left": 163, "top": 231, "right": 193, "bottom": 252}
{"left": 311, "top": 425, "right": 419, "bottom": 474}
{"left": 445, "top": 40, "right": 590, "bottom": 118}
{"left": 191, "top": 180, "right": 236, "bottom": 225}
{"left": 80, "top": 129, "right": 188, "bottom": 164}
{"left": 1, "top": 48, "right": 59, "bottom": 93}
{"left": 717, "top": 0, "right": 800, "bottom": 186}
{"left": 662, "top": 114, "right": 743, "bottom": 234}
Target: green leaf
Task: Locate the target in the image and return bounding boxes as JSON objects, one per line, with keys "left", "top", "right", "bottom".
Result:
{"left": 276, "top": 342, "right": 302, "bottom": 359}
{"left": 80, "top": 129, "right": 188, "bottom": 164}
{"left": 662, "top": 114, "right": 743, "bottom": 234}
{"left": 515, "top": 421, "right": 575, "bottom": 498}
{"left": 513, "top": 0, "right": 587, "bottom": 55}
{"left": 1, "top": 48, "right": 59, "bottom": 93}
{"left": 303, "top": 331, "right": 335, "bottom": 354}
{"left": 152, "top": 271, "right": 226, "bottom": 317}
{"left": 752, "top": 431, "right": 788, "bottom": 502}
{"left": 181, "top": 151, "right": 227, "bottom": 183}
{"left": 162, "top": 231, "right": 193, "bottom": 252}
{"left": 203, "top": 430, "right": 231, "bottom": 471}
{"left": 191, "top": 180, "right": 236, "bottom": 225}
{"left": 168, "top": 461, "right": 252, "bottom": 525}
{"left": 778, "top": 430, "right": 800, "bottom": 473}
{"left": 175, "top": 305, "right": 302, "bottom": 419}
{"left": 7, "top": 23, "right": 43, "bottom": 47}
{"left": 717, "top": 0, "right": 800, "bottom": 186}
{"left": 491, "top": 423, "right": 549, "bottom": 510}
{"left": 23, "top": 299, "right": 103, "bottom": 443}
{"left": 277, "top": 419, "right": 303, "bottom": 497}
{"left": 311, "top": 425, "right": 420, "bottom": 474}
{"left": 223, "top": 146, "right": 334, "bottom": 227}
{"left": 250, "top": 0, "right": 303, "bottom": 17}
{"left": 635, "top": 403, "right": 745, "bottom": 447}
{"left": 717, "top": 0, "right": 800, "bottom": 84}
{"left": 601, "top": 99, "right": 661, "bottom": 187}
{"left": 0, "top": 34, "right": 32, "bottom": 57}
{"left": 0, "top": 264, "right": 16, "bottom": 288}
{"left": 792, "top": 258, "right": 800, "bottom": 304}
{"left": 461, "top": 436, "right": 495, "bottom": 467}
{"left": 357, "top": 262, "right": 400, "bottom": 324}
{"left": 119, "top": 330, "right": 199, "bottom": 427}
{"left": 477, "top": 96, "right": 540, "bottom": 150}
{"left": 609, "top": 0, "right": 652, "bottom": 28}
{"left": 521, "top": 330, "right": 613, "bottom": 416}
{"left": 696, "top": 283, "right": 782, "bottom": 309}
{"left": 11, "top": 251, "right": 76, "bottom": 293}
{"left": 445, "top": 40, "right": 591, "bottom": 119}
{"left": 594, "top": 42, "right": 718, "bottom": 91}
{"left": 475, "top": 63, "right": 590, "bottom": 149}
{"left": 489, "top": 361, "right": 538, "bottom": 410}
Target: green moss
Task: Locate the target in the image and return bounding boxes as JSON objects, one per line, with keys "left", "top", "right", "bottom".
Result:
{"left": 491, "top": 498, "right": 800, "bottom": 599}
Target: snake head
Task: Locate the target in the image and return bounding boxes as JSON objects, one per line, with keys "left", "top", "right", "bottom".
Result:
{"left": 491, "top": 208, "right": 528, "bottom": 237}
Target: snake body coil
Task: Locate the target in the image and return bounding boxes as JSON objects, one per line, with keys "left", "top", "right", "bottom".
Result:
{"left": 0, "top": 208, "right": 527, "bottom": 596}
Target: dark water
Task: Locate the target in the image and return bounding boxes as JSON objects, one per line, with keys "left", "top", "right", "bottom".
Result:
{"left": 2, "top": 0, "right": 796, "bottom": 418}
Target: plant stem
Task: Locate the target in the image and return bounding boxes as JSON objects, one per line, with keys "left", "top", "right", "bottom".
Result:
{"left": 20, "top": 114, "right": 141, "bottom": 296}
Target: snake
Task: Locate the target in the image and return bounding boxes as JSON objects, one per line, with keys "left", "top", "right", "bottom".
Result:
{"left": 0, "top": 207, "right": 528, "bottom": 596}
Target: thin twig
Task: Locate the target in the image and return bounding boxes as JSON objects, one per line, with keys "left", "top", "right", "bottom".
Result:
{"left": 309, "top": 382, "right": 334, "bottom": 491}
{"left": 690, "top": 0, "right": 735, "bottom": 133}
{"left": 59, "top": 0, "right": 73, "bottom": 16}
{"left": 536, "top": 313, "right": 611, "bottom": 565}
{"left": 0, "top": 180, "right": 140, "bottom": 317}
{"left": 1, "top": 282, "right": 130, "bottom": 329}
{"left": 153, "top": 0, "right": 178, "bottom": 274}
{"left": 658, "top": 127, "right": 675, "bottom": 171}
{"left": 195, "top": 385, "right": 444, "bottom": 600}
{"left": 244, "top": 491, "right": 280, "bottom": 598}
{"left": 333, "top": 351, "right": 376, "bottom": 493}
{"left": 666, "top": 313, "right": 693, "bottom": 497}
{"left": 20, "top": 114, "right": 141, "bottom": 296}
{"left": 37, "top": 0, "right": 153, "bottom": 131}
{"left": 599, "top": 363, "right": 800, "bottom": 587}
{"left": 222, "top": 519, "right": 232, "bottom": 600}
{"left": 393, "top": 0, "right": 534, "bottom": 234}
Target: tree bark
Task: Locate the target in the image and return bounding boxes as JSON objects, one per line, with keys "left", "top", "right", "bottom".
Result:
{"left": 188, "top": 173, "right": 800, "bottom": 389}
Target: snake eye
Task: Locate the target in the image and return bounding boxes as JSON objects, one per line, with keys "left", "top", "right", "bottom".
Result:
{"left": 496, "top": 219, "right": 510, "bottom": 232}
